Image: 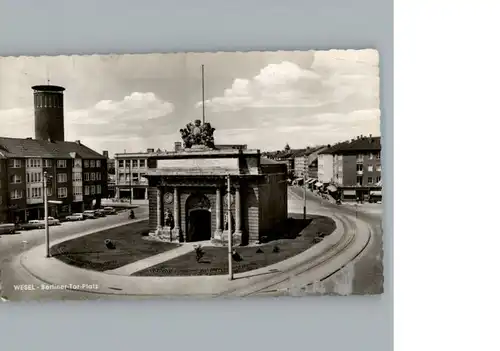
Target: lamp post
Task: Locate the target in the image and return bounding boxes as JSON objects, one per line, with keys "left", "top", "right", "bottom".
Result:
{"left": 226, "top": 174, "right": 233, "bottom": 281}
{"left": 128, "top": 163, "right": 132, "bottom": 205}
{"left": 303, "top": 173, "right": 307, "bottom": 220}
{"left": 43, "top": 171, "right": 50, "bottom": 257}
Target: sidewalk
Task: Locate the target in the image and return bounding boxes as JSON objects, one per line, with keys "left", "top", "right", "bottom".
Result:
{"left": 18, "top": 213, "right": 351, "bottom": 297}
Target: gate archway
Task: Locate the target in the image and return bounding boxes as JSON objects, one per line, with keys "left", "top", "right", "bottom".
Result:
{"left": 185, "top": 193, "right": 211, "bottom": 242}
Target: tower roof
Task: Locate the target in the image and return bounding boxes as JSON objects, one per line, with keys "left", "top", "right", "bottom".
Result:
{"left": 31, "top": 85, "right": 65, "bottom": 92}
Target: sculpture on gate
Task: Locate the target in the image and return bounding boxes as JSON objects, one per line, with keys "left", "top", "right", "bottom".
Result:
{"left": 164, "top": 209, "right": 174, "bottom": 230}
{"left": 180, "top": 119, "right": 216, "bottom": 149}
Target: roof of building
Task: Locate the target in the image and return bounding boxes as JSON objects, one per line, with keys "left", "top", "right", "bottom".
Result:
{"left": 319, "top": 136, "right": 381, "bottom": 155}
{"left": 260, "top": 157, "right": 287, "bottom": 165}
{"left": 0, "top": 137, "right": 105, "bottom": 159}
{"left": 294, "top": 145, "right": 328, "bottom": 158}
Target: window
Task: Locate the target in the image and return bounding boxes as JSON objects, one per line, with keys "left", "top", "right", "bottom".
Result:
{"left": 84, "top": 173, "right": 90, "bottom": 181}
{"left": 9, "top": 159, "right": 22, "bottom": 168}
{"left": 73, "top": 159, "right": 82, "bottom": 168}
{"left": 74, "top": 186, "right": 82, "bottom": 196}
{"left": 376, "top": 152, "right": 381, "bottom": 159}
{"left": 338, "top": 155, "right": 343, "bottom": 161}
{"left": 96, "top": 172, "right": 101, "bottom": 181}
{"left": 10, "top": 175, "right": 21, "bottom": 183}
{"left": 368, "top": 165, "right": 374, "bottom": 172}
{"left": 367, "top": 177, "right": 373, "bottom": 184}
{"left": 132, "top": 160, "right": 138, "bottom": 168}
{"left": 43, "top": 159, "right": 52, "bottom": 168}
{"left": 73, "top": 172, "right": 82, "bottom": 181}
{"left": 57, "top": 160, "right": 67, "bottom": 168}
{"left": 30, "top": 187, "right": 42, "bottom": 198}
{"left": 376, "top": 164, "right": 382, "bottom": 172}
{"left": 84, "top": 185, "right": 90, "bottom": 195}
{"left": 58, "top": 173, "right": 68, "bottom": 183}
{"left": 47, "top": 187, "right": 52, "bottom": 197}
{"left": 369, "top": 153, "right": 374, "bottom": 160}
{"left": 139, "top": 159, "right": 146, "bottom": 168}
{"left": 27, "top": 158, "right": 42, "bottom": 168}
{"left": 118, "top": 173, "right": 125, "bottom": 182}
{"left": 356, "top": 164, "right": 364, "bottom": 172}
{"left": 84, "top": 160, "right": 89, "bottom": 168}
{"left": 337, "top": 166, "right": 343, "bottom": 172}
{"left": 376, "top": 176, "right": 381, "bottom": 183}
{"left": 118, "top": 160, "right": 124, "bottom": 168}
{"left": 96, "top": 185, "right": 101, "bottom": 194}
{"left": 90, "top": 172, "right": 95, "bottom": 181}
{"left": 356, "top": 176, "right": 363, "bottom": 186}
{"left": 57, "top": 187, "right": 67, "bottom": 198}
{"left": 96, "top": 160, "right": 101, "bottom": 167}
{"left": 27, "top": 172, "right": 42, "bottom": 183}
{"left": 90, "top": 160, "right": 96, "bottom": 168}
{"left": 90, "top": 185, "right": 95, "bottom": 195}
{"left": 10, "top": 189, "right": 22, "bottom": 199}
{"left": 356, "top": 154, "right": 364, "bottom": 162}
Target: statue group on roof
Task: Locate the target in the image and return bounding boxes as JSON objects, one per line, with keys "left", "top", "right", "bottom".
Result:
{"left": 180, "top": 119, "right": 215, "bottom": 149}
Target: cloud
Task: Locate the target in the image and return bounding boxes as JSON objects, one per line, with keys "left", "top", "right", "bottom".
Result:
{"left": 198, "top": 49, "right": 379, "bottom": 113}
{"left": 0, "top": 92, "right": 176, "bottom": 153}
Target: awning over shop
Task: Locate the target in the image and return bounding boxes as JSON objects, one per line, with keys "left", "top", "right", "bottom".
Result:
{"left": 314, "top": 181, "right": 323, "bottom": 187}
{"left": 327, "top": 185, "right": 337, "bottom": 192}
{"left": 306, "top": 178, "right": 316, "bottom": 184}
{"left": 370, "top": 190, "right": 382, "bottom": 196}
{"left": 343, "top": 190, "right": 356, "bottom": 196}
{"left": 295, "top": 178, "right": 303, "bottom": 182}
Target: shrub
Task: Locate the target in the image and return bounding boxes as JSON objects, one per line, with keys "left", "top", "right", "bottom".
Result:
{"left": 272, "top": 245, "right": 280, "bottom": 253}
{"left": 194, "top": 246, "right": 205, "bottom": 262}
{"left": 104, "top": 239, "right": 116, "bottom": 250}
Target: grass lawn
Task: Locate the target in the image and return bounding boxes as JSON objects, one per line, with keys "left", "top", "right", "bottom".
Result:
{"left": 51, "top": 220, "right": 179, "bottom": 271}
{"left": 133, "top": 214, "right": 336, "bottom": 277}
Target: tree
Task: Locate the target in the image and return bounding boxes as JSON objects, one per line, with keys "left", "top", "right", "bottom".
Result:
{"left": 284, "top": 143, "right": 291, "bottom": 151}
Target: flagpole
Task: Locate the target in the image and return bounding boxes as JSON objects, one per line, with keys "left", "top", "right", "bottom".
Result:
{"left": 201, "top": 64, "right": 205, "bottom": 125}
{"left": 227, "top": 173, "right": 233, "bottom": 280}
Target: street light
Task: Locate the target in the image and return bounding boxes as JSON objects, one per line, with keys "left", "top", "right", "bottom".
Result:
{"left": 226, "top": 173, "right": 233, "bottom": 281}
{"left": 43, "top": 171, "right": 62, "bottom": 258}
{"left": 127, "top": 163, "right": 132, "bottom": 205}
{"left": 303, "top": 173, "right": 307, "bottom": 220}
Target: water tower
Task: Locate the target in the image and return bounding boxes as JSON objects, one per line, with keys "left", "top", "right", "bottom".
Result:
{"left": 32, "top": 84, "right": 66, "bottom": 142}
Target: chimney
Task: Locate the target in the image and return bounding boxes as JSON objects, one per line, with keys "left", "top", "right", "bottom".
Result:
{"left": 103, "top": 150, "right": 109, "bottom": 158}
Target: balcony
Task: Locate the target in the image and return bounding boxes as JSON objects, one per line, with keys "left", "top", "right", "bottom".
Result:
{"left": 356, "top": 170, "right": 363, "bottom": 175}
{"left": 356, "top": 158, "right": 364, "bottom": 164}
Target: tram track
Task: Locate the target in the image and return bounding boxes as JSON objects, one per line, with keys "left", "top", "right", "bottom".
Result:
{"left": 221, "top": 210, "right": 373, "bottom": 297}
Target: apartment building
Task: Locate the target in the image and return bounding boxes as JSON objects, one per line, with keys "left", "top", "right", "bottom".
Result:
{"left": 293, "top": 145, "right": 329, "bottom": 179}
{"left": 318, "top": 135, "right": 382, "bottom": 200}
{"left": 0, "top": 137, "right": 107, "bottom": 223}
{"left": 114, "top": 151, "right": 152, "bottom": 200}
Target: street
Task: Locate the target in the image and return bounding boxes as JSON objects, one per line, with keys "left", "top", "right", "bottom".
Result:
{"left": 0, "top": 190, "right": 383, "bottom": 301}
{"left": 0, "top": 206, "right": 149, "bottom": 302}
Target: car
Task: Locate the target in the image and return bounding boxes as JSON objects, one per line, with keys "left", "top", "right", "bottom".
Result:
{"left": 83, "top": 210, "right": 97, "bottom": 219}
{"left": 22, "top": 220, "right": 46, "bottom": 230}
{"left": 47, "top": 216, "right": 61, "bottom": 226}
{"left": 0, "top": 223, "right": 16, "bottom": 235}
{"left": 102, "top": 207, "right": 117, "bottom": 215}
{"left": 65, "top": 213, "right": 85, "bottom": 221}
{"left": 95, "top": 209, "right": 106, "bottom": 217}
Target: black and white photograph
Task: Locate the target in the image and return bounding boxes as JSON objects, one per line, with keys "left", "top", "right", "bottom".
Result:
{"left": 0, "top": 49, "right": 383, "bottom": 301}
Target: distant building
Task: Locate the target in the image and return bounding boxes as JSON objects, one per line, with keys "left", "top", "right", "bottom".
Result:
{"left": 0, "top": 84, "right": 106, "bottom": 223}
{"left": 293, "top": 146, "right": 329, "bottom": 179}
{"left": 113, "top": 150, "right": 157, "bottom": 200}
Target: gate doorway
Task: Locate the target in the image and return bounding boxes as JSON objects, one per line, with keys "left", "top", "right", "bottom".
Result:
{"left": 187, "top": 209, "right": 211, "bottom": 242}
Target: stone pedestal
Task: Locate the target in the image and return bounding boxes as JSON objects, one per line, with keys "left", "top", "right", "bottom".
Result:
{"left": 219, "top": 230, "right": 242, "bottom": 246}
{"left": 153, "top": 227, "right": 180, "bottom": 243}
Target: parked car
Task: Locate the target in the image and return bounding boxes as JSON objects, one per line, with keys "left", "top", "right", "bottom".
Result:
{"left": 95, "top": 209, "right": 106, "bottom": 217}
{"left": 0, "top": 223, "right": 16, "bottom": 235}
{"left": 47, "top": 216, "right": 61, "bottom": 226}
{"left": 65, "top": 213, "right": 85, "bottom": 221}
{"left": 83, "top": 210, "right": 97, "bottom": 219}
{"left": 22, "top": 220, "right": 46, "bottom": 230}
{"left": 102, "top": 207, "right": 117, "bottom": 215}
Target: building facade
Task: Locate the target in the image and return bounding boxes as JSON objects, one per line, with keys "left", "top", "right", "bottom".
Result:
{"left": 318, "top": 135, "right": 382, "bottom": 200}
{"left": 145, "top": 120, "right": 288, "bottom": 246}
{"left": 114, "top": 152, "right": 152, "bottom": 201}
{"left": 294, "top": 146, "right": 329, "bottom": 179}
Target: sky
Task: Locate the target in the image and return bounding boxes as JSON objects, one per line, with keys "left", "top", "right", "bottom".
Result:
{"left": 0, "top": 49, "right": 381, "bottom": 155}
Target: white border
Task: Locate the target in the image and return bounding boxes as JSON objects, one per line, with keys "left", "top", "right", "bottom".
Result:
{"left": 396, "top": 1, "right": 500, "bottom": 350}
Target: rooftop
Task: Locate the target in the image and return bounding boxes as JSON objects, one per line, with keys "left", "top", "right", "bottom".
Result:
{"left": 0, "top": 137, "right": 105, "bottom": 159}
{"left": 319, "top": 136, "right": 381, "bottom": 155}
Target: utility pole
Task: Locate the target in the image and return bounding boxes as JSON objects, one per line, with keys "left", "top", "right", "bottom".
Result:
{"left": 128, "top": 163, "right": 132, "bottom": 205}
{"left": 43, "top": 171, "right": 50, "bottom": 258}
{"left": 201, "top": 64, "right": 206, "bottom": 125}
{"left": 303, "top": 173, "right": 307, "bottom": 220}
{"left": 227, "top": 174, "right": 233, "bottom": 280}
